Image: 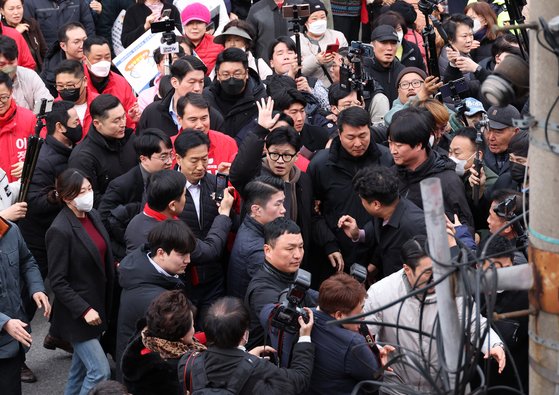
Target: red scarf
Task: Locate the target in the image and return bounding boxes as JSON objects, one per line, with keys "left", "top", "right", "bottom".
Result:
{"left": 143, "top": 203, "right": 177, "bottom": 221}
{"left": 0, "top": 99, "right": 17, "bottom": 124}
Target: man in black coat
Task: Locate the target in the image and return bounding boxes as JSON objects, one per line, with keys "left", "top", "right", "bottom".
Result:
{"left": 19, "top": 101, "right": 81, "bottom": 277}
{"left": 115, "top": 220, "right": 196, "bottom": 380}
{"left": 178, "top": 296, "right": 314, "bottom": 394}
{"left": 308, "top": 106, "right": 393, "bottom": 283}
{"left": 203, "top": 48, "right": 267, "bottom": 139}
{"left": 389, "top": 107, "right": 475, "bottom": 228}
{"left": 137, "top": 58, "right": 223, "bottom": 137}
{"left": 245, "top": 218, "right": 317, "bottom": 349}
{"left": 339, "top": 165, "right": 426, "bottom": 278}
{"left": 229, "top": 101, "right": 314, "bottom": 269}
{"left": 68, "top": 94, "right": 137, "bottom": 207}
{"left": 365, "top": 25, "right": 406, "bottom": 107}
{"left": 98, "top": 129, "right": 173, "bottom": 259}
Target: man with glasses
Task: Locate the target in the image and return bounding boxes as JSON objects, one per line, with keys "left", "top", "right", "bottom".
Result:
{"left": 204, "top": 47, "right": 266, "bottom": 139}
{"left": 230, "top": 97, "right": 314, "bottom": 268}
{"left": 98, "top": 129, "right": 173, "bottom": 259}
{"left": 68, "top": 94, "right": 137, "bottom": 208}
{"left": 54, "top": 59, "right": 98, "bottom": 137}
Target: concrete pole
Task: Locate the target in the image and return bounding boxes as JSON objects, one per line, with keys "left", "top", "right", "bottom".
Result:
{"left": 420, "top": 178, "right": 462, "bottom": 391}
{"left": 528, "top": 2, "right": 559, "bottom": 394}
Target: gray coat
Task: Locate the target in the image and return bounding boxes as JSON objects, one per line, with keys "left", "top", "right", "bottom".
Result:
{"left": 0, "top": 222, "right": 44, "bottom": 359}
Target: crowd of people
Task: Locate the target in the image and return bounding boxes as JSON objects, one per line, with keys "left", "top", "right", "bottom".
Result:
{"left": 0, "top": 0, "right": 533, "bottom": 394}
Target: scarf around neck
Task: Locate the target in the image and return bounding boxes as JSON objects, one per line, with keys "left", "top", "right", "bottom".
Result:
{"left": 141, "top": 327, "right": 206, "bottom": 359}
{"left": 262, "top": 158, "right": 301, "bottom": 222}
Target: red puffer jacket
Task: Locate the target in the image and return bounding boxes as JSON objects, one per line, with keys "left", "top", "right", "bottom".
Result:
{"left": 0, "top": 22, "right": 36, "bottom": 70}
{"left": 195, "top": 34, "right": 224, "bottom": 75}
{"left": 0, "top": 99, "right": 37, "bottom": 182}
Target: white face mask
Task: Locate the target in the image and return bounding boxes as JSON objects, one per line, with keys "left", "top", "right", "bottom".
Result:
{"left": 397, "top": 31, "right": 404, "bottom": 45}
{"left": 308, "top": 20, "right": 327, "bottom": 36}
{"left": 450, "top": 153, "right": 475, "bottom": 177}
{"left": 89, "top": 60, "right": 112, "bottom": 78}
{"left": 472, "top": 19, "right": 482, "bottom": 33}
{"left": 73, "top": 191, "right": 94, "bottom": 212}
{"left": 428, "top": 135, "right": 435, "bottom": 148}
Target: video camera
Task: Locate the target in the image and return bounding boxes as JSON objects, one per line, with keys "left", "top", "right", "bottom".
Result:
{"left": 151, "top": 13, "right": 179, "bottom": 57}
{"left": 340, "top": 41, "right": 375, "bottom": 100}
{"left": 271, "top": 269, "right": 311, "bottom": 334}
{"left": 350, "top": 263, "right": 368, "bottom": 284}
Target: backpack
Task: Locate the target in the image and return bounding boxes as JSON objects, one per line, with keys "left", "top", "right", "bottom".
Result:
{"left": 182, "top": 351, "right": 259, "bottom": 395}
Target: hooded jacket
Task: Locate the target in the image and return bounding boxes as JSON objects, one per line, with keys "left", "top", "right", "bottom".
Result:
{"left": 68, "top": 124, "right": 137, "bottom": 207}
{"left": 115, "top": 246, "right": 185, "bottom": 372}
{"left": 308, "top": 135, "right": 393, "bottom": 265}
{"left": 204, "top": 68, "right": 267, "bottom": 139}
{"left": 364, "top": 55, "right": 405, "bottom": 108}
{"left": 396, "top": 150, "right": 474, "bottom": 228}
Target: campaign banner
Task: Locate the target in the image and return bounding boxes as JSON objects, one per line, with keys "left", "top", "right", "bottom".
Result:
{"left": 113, "top": 28, "right": 181, "bottom": 94}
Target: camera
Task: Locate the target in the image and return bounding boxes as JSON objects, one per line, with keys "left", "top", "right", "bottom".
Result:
{"left": 481, "top": 54, "right": 529, "bottom": 106}
{"left": 151, "top": 18, "right": 179, "bottom": 55}
{"left": 281, "top": 4, "right": 310, "bottom": 19}
{"left": 271, "top": 269, "right": 311, "bottom": 334}
{"left": 438, "top": 77, "right": 469, "bottom": 99}
{"left": 349, "top": 41, "right": 373, "bottom": 58}
{"left": 350, "top": 263, "right": 368, "bottom": 284}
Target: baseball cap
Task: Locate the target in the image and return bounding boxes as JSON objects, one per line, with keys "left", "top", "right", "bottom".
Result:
{"left": 371, "top": 25, "right": 399, "bottom": 43}
{"left": 181, "top": 2, "right": 210, "bottom": 26}
{"left": 487, "top": 104, "right": 520, "bottom": 130}
{"left": 464, "top": 97, "right": 486, "bottom": 116}
{"left": 307, "top": 0, "right": 328, "bottom": 15}
{"left": 213, "top": 26, "right": 252, "bottom": 45}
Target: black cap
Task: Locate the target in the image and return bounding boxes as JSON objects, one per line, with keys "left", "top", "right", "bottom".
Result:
{"left": 371, "top": 25, "right": 399, "bottom": 43}
{"left": 487, "top": 104, "right": 520, "bottom": 130}
{"left": 307, "top": 0, "right": 328, "bottom": 15}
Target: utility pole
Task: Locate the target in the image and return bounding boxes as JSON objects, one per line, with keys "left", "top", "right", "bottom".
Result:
{"left": 528, "top": 1, "right": 559, "bottom": 394}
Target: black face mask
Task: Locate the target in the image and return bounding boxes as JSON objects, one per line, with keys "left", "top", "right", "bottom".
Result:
{"left": 220, "top": 77, "right": 245, "bottom": 96}
{"left": 64, "top": 124, "right": 83, "bottom": 144}
{"left": 510, "top": 162, "right": 527, "bottom": 185}
{"left": 59, "top": 86, "right": 82, "bottom": 103}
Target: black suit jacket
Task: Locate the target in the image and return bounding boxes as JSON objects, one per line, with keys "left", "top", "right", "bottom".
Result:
{"left": 46, "top": 206, "right": 115, "bottom": 343}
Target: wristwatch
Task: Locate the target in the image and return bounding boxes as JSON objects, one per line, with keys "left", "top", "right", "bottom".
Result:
{"left": 491, "top": 342, "right": 505, "bottom": 350}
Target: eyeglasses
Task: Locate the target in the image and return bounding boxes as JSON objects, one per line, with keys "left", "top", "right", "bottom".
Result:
{"left": 0, "top": 95, "right": 10, "bottom": 103}
{"left": 218, "top": 71, "right": 246, "bottom": 79}
{"left": 56, "top": 78, "right": 84, "bottom": 90}
{"left": 399, "top": 80, "right": 424, "bottom": 90}
{"left": 152, "top": 151, "right": 173, "bottom": 162}
{"left": 268, "top": 152, "right": 296, "bottom": 162}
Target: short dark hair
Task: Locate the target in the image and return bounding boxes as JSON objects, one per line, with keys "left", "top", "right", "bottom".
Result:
{"left": 181, "top": 54, "right": 208, "bottom": 74}
{"left": 215, "top": 47, "right": 248, "bottom": 71}
{"left": 58, "top": 22, "right": 86, "bottom": 43}
{"left": 328, "top": 83, "right": 362, "bottom": 107}
{"left": 375, "top": 10, "right": 407, "bottom": 35}
{"left": 401, "top": 235, "right": 428, "bottom": 272}
{"left": 147, "top": 219, "right": 196, "bottom": 255}
{"left": 508, "top": 130, "right": 529, "bottom": 157}
{"left": 244, "top": 176, "right": 284, "bottom": 213}
{"left": 272, "top": 88, "right": 307, "bottom": 112}
{"left": 265, "top": 74, "right": 296, "bottom": 96}
{"left": 204, "top": 297, "right": 250, "bottom": 348}
{"left": 318, "top": 273, "right": 367, "bottom": 315}
{"left": 337, "top": 106, "right": 369, "bottom": 133}
{"left": 481, "top": 235, "right": 515, "bottom": 262}
{"left": 46, "top": 101, "right": 75, "bottom": 135}
{"left": 176, "top": 92, "right": 209, "bottom": 118}
{"left": 90, "top": 94, "right": 122, "bottom": 121}
{"left": 55, "top": 59, "right": 85, "bottom": 79}
{"left": 353, "top": 166, "right": 399, "bottom": 205}
{"left": 264, "top": 217, "right": 301, "bottom": 247}
{"left": 443, "top": 13, "right": 474, "bottom": 42}
{"left": 83, "top": 35, "right": 110, "bottom": 54}
{"left": 145, "top": 290, "right": 194, "bottom": 341}
{"left": 135, "top": 128, "right": 172, "bottom": 158}
{"left": 265, "top": 126, "right": 301, "bottom": 152}
{"left": 491, "top": 33, "right": 522, "bottom": 58}
{"left": 174, "top": 129, "right": 210, "bottom": 157}
{"left": 453, "top": 127, "right": 484, "bottom": 151}
{"left": 170, "top": 58, "right": 197, "bottom": 82}
{"left": 146, "top": 170, "right": 186, "bottom": 212}
{"left": 0, "top": 71, "right": 13, "bottom": 90}
{"left": 389, "top": 107, "right": 433, "bottom": 149}
{"left": 153, "top": 46, "right": 185, "bottom": 64}
{"left": 88, "top": 380, "right": 128, "bottom": 395}
{"left": 0, "top": 35, "right": 18, "bottom": 61}
{"left": 268, "top": 36, "right": 296, "bottom": 62}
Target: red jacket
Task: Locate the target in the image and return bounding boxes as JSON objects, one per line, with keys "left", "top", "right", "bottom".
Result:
{"left": 170, "top": 129, "right": 237, "bottom": 175}
{"left": 195, "top": 34, "right": 224, "bottom": 75}
{"left": 0, "top": 100, "right": 37, "bottom": 182}
{"left": 83, "top": 66, "right": 138, "bottom": 129}
{"left": 1, "top": 22, "right": 36, "bottom": 70}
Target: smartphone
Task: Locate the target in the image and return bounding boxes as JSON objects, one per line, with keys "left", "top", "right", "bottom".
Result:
{"left": 438, "top": 77, "right": 468, "bottom": 99}
{"left": 214, "top": 173, "right": 229, "bottom": 203}
{"left": 33, "top": 98, "right": 53, "bottom": 116}
{"left": 281, "top": 4, "right": 310, "bottom": 18}
{"left": 160, "top": 9, "right": 171, "bottom": 19}
{"left": 325, "top": 43, "right": 339, "bottom": 54}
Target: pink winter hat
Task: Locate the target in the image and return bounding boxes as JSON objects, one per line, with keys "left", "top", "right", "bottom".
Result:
{"left": 181, "top": 3, "right": 211, "bottom": 25}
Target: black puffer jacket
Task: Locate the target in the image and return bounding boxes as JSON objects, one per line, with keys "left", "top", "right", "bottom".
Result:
{"left": 308, "top": 135, "right": 393, "bottom": 265}
{"left": 40, "top": 43, "right": 67, "bottom": 97}
{"left": 204, "top": 69, "right": 267, "bottom": 138}
{"left": 396, "top": 150, "right": 475, "bottom": 228}
{"left": 364, "top": 56, "right": 405, "bottom": 107}
{"left": 68, "top": 125, "right": 138, "bottom": 207}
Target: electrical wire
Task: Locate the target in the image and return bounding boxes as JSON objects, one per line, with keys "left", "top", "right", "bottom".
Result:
{"left": 543, "top": 95, "right": 559, "bottom": 157}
